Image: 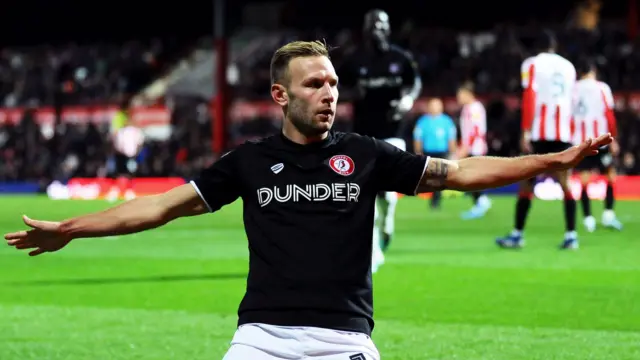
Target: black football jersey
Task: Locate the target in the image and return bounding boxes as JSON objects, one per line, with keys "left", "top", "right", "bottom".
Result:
{"left": 340, "top": 45, "right": 421, "bottom": 139}
{"left": 191, "top": 131, "right": 428, "bottom": 335}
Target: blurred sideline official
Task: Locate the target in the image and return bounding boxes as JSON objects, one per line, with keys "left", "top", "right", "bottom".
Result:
{"left": 108, "top": 100, "right": 145, "bottom": 201}
{"left": 413, "top": 98, "right": 457, "bottom": 209}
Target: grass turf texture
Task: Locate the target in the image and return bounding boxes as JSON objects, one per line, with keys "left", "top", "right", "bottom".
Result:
{"left": 1, "top": 195, "right": 638, "bottom": 359}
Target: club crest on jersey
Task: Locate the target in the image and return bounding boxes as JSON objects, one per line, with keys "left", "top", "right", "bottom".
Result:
{"left": 328, "top": 155, "right": 355, "bottom": 176}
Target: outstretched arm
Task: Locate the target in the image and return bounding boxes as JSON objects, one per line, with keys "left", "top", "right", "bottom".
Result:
{"left": 417, "top": 134, "right": 613, "bottom": 193}
{"left": 59, "top": 184, "right": 207, "bottom": 238}
{"left": 5, "top": 184, "right": 207, "bottom": 256}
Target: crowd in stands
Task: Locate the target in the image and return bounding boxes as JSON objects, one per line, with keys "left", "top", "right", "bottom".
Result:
{"left": 0, "top": 38, "right": 184, "bottom": 107}
{"left": 1, "top": 22, "right": 640, "bottom": 183}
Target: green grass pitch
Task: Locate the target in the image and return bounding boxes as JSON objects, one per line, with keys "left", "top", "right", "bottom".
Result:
{"left": 1, "top": 195, "right": 638, "bottom": 359}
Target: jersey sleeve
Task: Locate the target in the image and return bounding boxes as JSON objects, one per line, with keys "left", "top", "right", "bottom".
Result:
{"left": 600, "top": 82, "right": 615, "bottom": 109}
{"left": 190, "top": 149, "right": 242, "bottom": 213}
{"left": 600, "top": 82, "right": 618, "bottom": 136}
{"left": 520, "top": 58, "right": 535, "bottom": 90}
{"left": 520, "top": 58, "right": 536, "bottom": 131}
{"left": 400, "top": 49, "right": 420, "bottom": 87}
{"left": 476, "top": 104, "right": 487, "bottom": 133}
{"left": 373, "top": 138, "right": 429, "bottom": 195}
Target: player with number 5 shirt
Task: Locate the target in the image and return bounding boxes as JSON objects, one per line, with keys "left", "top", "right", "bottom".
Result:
{"left": 496, "top": 30, "right": 580, "bottom": 250}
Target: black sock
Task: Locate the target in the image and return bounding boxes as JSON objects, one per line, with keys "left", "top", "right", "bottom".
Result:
{"left": 515, "top": 196, "right": 532, "bottom": 231}
{"left": 472, "top": 192, "right": 481, "bottom": 205}
{"left": 580, "top": 187, "right": 592, "bottom": 217}
{"left": 564, "top": 195, "right": 577, "bottom": 232}
{"left": 605, "top": 182, "right": 615, "bottom": 210}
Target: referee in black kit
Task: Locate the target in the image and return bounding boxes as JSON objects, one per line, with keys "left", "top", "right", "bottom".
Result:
{"left": 5, "top": 40, "right": 612, "bottom": 360}
{"left": 338, "top": 9, "right": 422, "bottom": 272}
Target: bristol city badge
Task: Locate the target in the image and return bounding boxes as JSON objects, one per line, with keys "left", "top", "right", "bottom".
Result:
{"left": 328, "top": 155, "right": 355, "bottom": 176}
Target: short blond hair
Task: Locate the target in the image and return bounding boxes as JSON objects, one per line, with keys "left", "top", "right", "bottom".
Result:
{"left": 270, "top": 40, "right": 330, "bottom": 86}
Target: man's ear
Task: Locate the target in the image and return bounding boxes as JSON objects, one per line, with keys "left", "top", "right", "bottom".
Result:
{"left": 271, "top": 84, "right": 289, "bottom": 107}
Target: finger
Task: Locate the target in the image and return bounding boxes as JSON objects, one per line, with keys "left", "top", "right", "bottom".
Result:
{"left": 4, "top": 231, "right": 28, "bottom": 240}
{"left": 7, "top": 238, "right": 31, "bottom": 246}
{"left": 29, "top": 248, "right": 45, "bottom": 257}
{"left": 593, "top": 133, "right": 613, "bottom": 147}
{"left": 15, "top": 243, "right": 37, "bottom": 250}
{"left": 23, "top": 216, "right": 58, "bottom": 231}
{"left": 579, "top": 138, "right": 593, "bottom": 150}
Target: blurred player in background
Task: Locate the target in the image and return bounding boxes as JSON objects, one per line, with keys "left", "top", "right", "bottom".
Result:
{"left": 108, "top": 100, "right": 145, "bottom": 201}
{"left": 496, "top": 30, "right": 580, "bottom": 249}
{"left": 455, "top": 82, "right": 492, "bottom": 219}
{"left": 413, "top": 98, "right": 457, "bottom": 209}
{"left": 340, "top": 9, "right": 422, "bottom": 271}
{"left": 572, "top": 57, "right": 623, "bottom": 232}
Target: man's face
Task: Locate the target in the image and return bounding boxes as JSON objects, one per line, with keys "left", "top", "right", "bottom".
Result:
{"left": 456, "top": 89, "right": 471, "bottom": 105}
{"left": 272, "top": 56, "right": 339, "bottom": 137}
{"left": 427, "top": 99, "right": 443, "bottom": 116}
{"left": 364, "top": 12, "right": 390, "bottom": 47}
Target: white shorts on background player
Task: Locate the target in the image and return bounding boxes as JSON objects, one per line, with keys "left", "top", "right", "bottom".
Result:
{"left": 222, "top": 323, "right": 380, "bottom": 360}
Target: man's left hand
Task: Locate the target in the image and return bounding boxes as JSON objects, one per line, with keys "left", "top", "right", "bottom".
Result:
{"left": 552, "top": 133, "right": 614, "bottom": 170}
{"left": 390, "top": 95, "right": 414, "bottom": 113}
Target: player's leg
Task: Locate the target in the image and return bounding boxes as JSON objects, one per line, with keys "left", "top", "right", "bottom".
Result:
{"left": 427, "top": 152, "right": 443, "bottom": 210}
{"left": 430, "top": 189, "right": 442, "bottom": 209}
{"left": 496, "top": 178, "right": 533, "bottom": 248}
{"left": 601, "top": 164, "right": 623, "bottom": 230}
{"left": 578, "top": 169, "right": 596, "bottom": 232}
{"left": 222, "top": 324, "right": 304, "bottom": 360}
{"left": 553, "top": 169, "right": 578, "bottom": 249}
{"left": 107, "top": 154, "right": 127, "bottom": 202}
{"left": 371, "top": 198, "right": 385, "bottom": 274}
{"left": 376, "top": 137, "right": 406, "bottom": 251}
{"left": 381, "top": 191, "right": 397, "bottom": 251}
{"left": 461, "top": 154, "right": 492, "bottom": 220}
{"left": 123, "top": 157, "right": 138, "bottom": 200}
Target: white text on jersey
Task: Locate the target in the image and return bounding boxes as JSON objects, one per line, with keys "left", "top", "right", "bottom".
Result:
{"left": 257, "top": 183, "right": 361, "bottom": 207}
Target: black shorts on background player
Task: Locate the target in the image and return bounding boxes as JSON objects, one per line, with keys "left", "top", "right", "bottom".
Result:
{"left": 531, "top": 141, "right": 572, "bottom": 155}
{"left": 191, "top": 131, "right": 428, "bottom": 335}
{"left": 114, "top": 153, "right": 134, "bottom": 177}
{"left": 575, "top": 146, "right": 612, "bottom": 172}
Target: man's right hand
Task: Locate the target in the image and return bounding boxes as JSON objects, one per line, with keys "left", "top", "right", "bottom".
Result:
{"left": 5, "top": 216, "right": 71, "bottom": 256}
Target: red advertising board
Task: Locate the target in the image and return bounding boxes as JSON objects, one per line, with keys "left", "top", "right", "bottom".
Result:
{"left": 46, "top": 178, "right": 186, "bottom": 200}
{"left": 536, "top": 175, "right": 640, "bottom": 201}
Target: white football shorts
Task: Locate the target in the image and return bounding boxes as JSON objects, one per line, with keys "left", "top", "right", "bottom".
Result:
{"left": 222, "top": 323, "right": 380, "bottom": 360}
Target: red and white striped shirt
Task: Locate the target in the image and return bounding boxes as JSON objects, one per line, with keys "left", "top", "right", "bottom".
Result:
{"left": 460, "top": 100, "right": 487, "bottom": 156}
{"left": 571, "top": 78, "right": 617, "bottom": 144}
{"left": 114, "top": 126, "right": 145, "bottom": 158}
{"left": 521, "top": 53, "right": 576, "bottom": 143}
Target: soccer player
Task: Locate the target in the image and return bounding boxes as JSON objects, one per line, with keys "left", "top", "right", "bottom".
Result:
{"left": 339, "top": 9, "right": 422, "bottom": 270}
{"left": 455, "top": 81, "right": 492, "bottom": 219}
{"left": 5, "top": 40, "right": 612, "bottom": 360}
{"left": 572, "top": 57, "right": 623, "bottom": 232}
{"left": 108, "top": 102, "right": 145, "bottom": 202}
{"left": 496, "top": 30, "right": 580, "bottom": 249}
